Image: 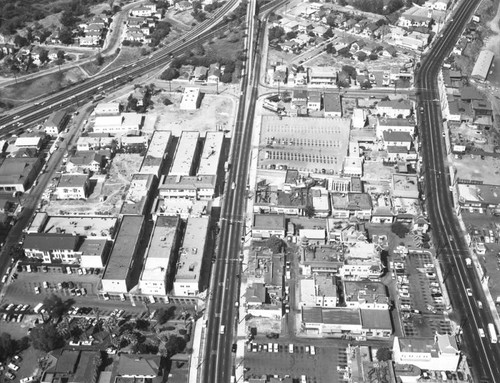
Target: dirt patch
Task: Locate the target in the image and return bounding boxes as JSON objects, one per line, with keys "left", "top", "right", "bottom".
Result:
{"left": 0, "top": 67, "right": 87, "bottom": 104}
{"left": 45, "top": 153, "right": 143, "bottom": 216}
{"left": 247, "top": 316, "right": 281, "bottom": 335}
{"left": 114, "top": 89, "right": 237, "bottom": 137}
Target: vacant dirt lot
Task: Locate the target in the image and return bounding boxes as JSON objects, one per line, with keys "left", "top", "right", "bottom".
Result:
{"left": 45, "top": 153, "right": 143, "bottom": 216}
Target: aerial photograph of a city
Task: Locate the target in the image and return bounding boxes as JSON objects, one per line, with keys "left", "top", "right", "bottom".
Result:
{"left": 0, "top": 0, "right": 500, "bottom": 381}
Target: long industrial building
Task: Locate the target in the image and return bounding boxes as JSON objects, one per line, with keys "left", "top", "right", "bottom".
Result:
{"left": 101, "top": 215, "right": 145, "bottom": 295}
{"left": 172, "top": 216, "right": 210, "bottom": 305}
{"left": 139, "top": 216, "right": 180, "bottom": 298}
{"left": 169, "top": 131, "right": 200, "bottom": 176}
{"left": 197, "top": 132, "right": 224, "bottom": 176}
{"left": 139, "top": 131, "right": 171, "bottom": 177}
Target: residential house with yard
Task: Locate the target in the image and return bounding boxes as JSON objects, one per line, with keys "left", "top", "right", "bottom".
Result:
{"left": 66, "top": 151, "right": 105, "bottom": 174}
{"left": 55, "top": 174, "right": 90, "bottom": 200}
{"left": 130, "top": 3, "right": 157, "bottom": 17}
{"left": 207, "top": 64, "right": 220, "bottom": 84}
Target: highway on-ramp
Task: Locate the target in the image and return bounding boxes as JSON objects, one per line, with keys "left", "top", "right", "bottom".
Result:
{"left": 417, "top": 0, "right": 500, "bottom": 381}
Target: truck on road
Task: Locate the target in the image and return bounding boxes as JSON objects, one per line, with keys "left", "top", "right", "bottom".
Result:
{"left": 488, "top": 323, "right": 497, "bottom": 343}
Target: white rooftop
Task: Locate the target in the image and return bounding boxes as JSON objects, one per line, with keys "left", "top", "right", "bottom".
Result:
{"left": 141, "top": 216, "right": 179, "bottom": 282}
{"left": 197, "top": 132, "right": 224, "bottom": 176}
{"left": 169, "top": 131, "right": 199, "bottom": 176}
{"left": 175, "top": 216, "right": 209, "bottom": 283}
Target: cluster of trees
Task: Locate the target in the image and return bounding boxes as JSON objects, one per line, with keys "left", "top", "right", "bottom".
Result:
{"left": 221, "top": 0, "right": 247, "bottom": 24}
{"left": 204, "top": 1, "right": 224, "bottom": 13}
{"left": 191, "top": 1, "right": 207, "bottom": 22}
{"left": 30, "top": 324, "right": 64, "bottom": 352}
{"left": 149, "top": 21, "right": 172, "bottom": 47}
{"left": 0, "top": 333, "right": 29, "bottom": 362}
{"left": 351, "top": 0, "right": 405, "bottom": 15}
{"left": 266, "top": 236, "right": 286, "bottom": 254}
{"left": 268, "top": 26, "right": 285, "bottom": 42}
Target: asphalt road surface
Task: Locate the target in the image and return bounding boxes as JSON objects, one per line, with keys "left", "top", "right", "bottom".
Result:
{"left": 416, "top": 0, "right": 500, "bottom": 381}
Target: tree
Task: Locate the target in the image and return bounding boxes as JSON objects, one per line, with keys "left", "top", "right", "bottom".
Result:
{"left": 39, "top": 49, "right": 49, "bottom": 64}
{"left": 323, "top": 28, "right": 334, "bottom": 39}
{"left": 60, "top": 10, "right": 77, "bottom": 27}
{"left": 268, "top": 26, "right": 285, "bottom": 41}
{"left": 266, "top": 235, "right": 285, "bottom": 254}
{"left": 57, "top": 50, "right": 66, "bottom": 60}
{"left": 192, "top": 44, "right": 205, "bottom": 56}
{"left": 391, "top": 221, "right": 410, "bottom": 238}
{"left": 95, "top": 53, "right": 104, "bottom": 66}
{"left": 157, "top": 306, "right": 176, "bottom": 325}
{"left": 30, "top": 324, "right": 64, "bottom": 352}
{"left": 135, "top": 319, "right": 150, "bottom": 331}
{"left": 160, "top": 67, "right": 179, "bottom": 81}
{"left": 59, "top": 28, "right": 74, "bottom": 45}
{"left": 221, "top": 72, "right": 233, "bottom": 83}
{"left": 43, "top": 294, "right": 73, "bottom": 319}
{"left": 163, "top": 336, "right": 186, "bottom": 357}
{"left": 376, "top": 347, "right": 392, "bottom": 361}
{"left": 14, "top": 34, "right": 29, "bottom": 47}
{"left": 0, "top": 333, "right": 17, "bottom": 361}
{"left": 304, "top": 204, "right": 315, "bottom": 218}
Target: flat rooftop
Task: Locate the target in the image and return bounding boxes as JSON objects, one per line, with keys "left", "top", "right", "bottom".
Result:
{"left": 102, "top": 215, "right": 145, "bottom": 281}
{"left": 141, "top": 216, "right": 179, "bottom": 282}
{"left": 175, "top": 216, "right": 209, "bottom": 283}
{"left": 143, "top": 130, "right": 171, "bottom": 159}
{"left": 197, "top": 132, "right": 224, "bottom": 176}
{"left": 344, "top": 280, "right": 387, "bottom": 304}
{"left": 43, "top": 215, "right": 117, "bottom": 238}
{"left": 169, "top": 131, "right": 199, "bottom": 176}
{"left": 259, "top": 116, "right": 350, "bottom": 175}
{"left": 120, "top": 173, "right": 155, "bottom": 215}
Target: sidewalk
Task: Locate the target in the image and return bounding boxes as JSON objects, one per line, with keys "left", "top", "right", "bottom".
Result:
{"left": 437, "top": 70, "right": 500, "bottom": 333}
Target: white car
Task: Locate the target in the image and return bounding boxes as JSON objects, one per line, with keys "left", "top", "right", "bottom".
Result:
{"left": 479, "top": 328, "right": 485, "bottom": 338}
{"left": 8, "top": 363, "right": 19, "bottom": 371}
{"left": 466, "top": 288, "right": 473, "bottom": 297}
{"left": 34, "top": 286, "right": 41, "bottom": 294}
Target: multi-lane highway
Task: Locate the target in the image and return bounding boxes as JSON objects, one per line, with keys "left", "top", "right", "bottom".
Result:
{"left": 417, "top": 0, "right": 500, "bottom": 381}
{"left": 200, "top": 0, "right": 267, "bottom": 381}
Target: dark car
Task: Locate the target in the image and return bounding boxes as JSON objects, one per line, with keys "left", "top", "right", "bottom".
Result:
{"left": 231, "top": 344, "right": 237, "bottom": 352}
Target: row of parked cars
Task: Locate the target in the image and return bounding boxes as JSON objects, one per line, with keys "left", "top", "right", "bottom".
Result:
{"left": 247, "top": 343, "right": 316, "bottom": 355}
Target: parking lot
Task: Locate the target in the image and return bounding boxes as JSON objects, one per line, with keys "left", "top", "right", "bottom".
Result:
{"left": 244, "top": 341, "right": 346, "bottom": 383}
{"left": 3, "top": 264, "right": 101, "bottom": 302}
{"left": 389, "top": 251, "right": 452, "bottom": 337}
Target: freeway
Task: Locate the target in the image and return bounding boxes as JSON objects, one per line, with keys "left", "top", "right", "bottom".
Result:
{"left": 417, "top": 0, "right": 500, "bottom": 381}
{"left": 201, "top": 0, "right": 271, "bottom": 381}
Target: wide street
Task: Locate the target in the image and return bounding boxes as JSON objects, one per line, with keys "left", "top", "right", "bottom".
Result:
{"left": 417, "top": 0, "right": 500, "bottom": 381}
